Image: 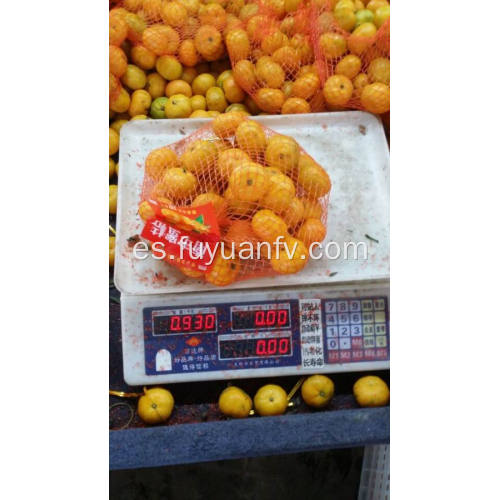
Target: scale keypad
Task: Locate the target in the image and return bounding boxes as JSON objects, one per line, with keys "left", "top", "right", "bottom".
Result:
{"left": 323, "top": 298, "right": 389, "bottom": 363}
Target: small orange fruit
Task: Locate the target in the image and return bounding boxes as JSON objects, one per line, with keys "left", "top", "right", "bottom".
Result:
{"left": 282, "top": 197, "right": 305, "bottom": 228}
{"left": 261, "top": 31, "right": 289, "bottom": 56}
{"left": 224, "top": 220, "right": 261, "bottom": 255}
{"left": 223, "top": 76, "right": 245, "bottom": 103}
{"left": 335, "top": 54, "right": 362, "bottom": 79}
{"left": 156, "top": 55, "right": 183, "bottom": 80}
{"left": 281, "top": 97, "right": 310, "bottom": 114}
{"left": 226, "top": 0, "right": 245, "bottom": 16}
{"left": 218, "top": 148, "right": 250, "bottom": 179}
{"left": 272, "top": 46, "right": 300, "bottom": 76}
{"left": 180, "top": 139, "right": 219, "bottom": 175}
{"left": 265, "top": 134, "right": 299, "bottom": 174}
{"left": 161, "top": 1, "right": 188, "bottom": 28}
{"left": 145, "top": 72, "right": 167, "bottom": 99}
{"left": 195, "top": 25, "right": 223, "bottom": 61}
{"left": 110, "top": 87, "right": 130, "bottom": 113}
{"left": 367, "top": 57, "right": 390, "bottom": 85}
{"left": 353, "top": 375, "right": 390, "bottom": 407}
{"left": 182, "top": 67, "right": 198, "bottom": 85}
{"left": 297, "top": 154, "right": 331, "bottom": 198}
{"left": 319, "top": 32, "right": 347, "bottom": 60}
{"left": 190, "top": 94, "right": 206, "bottom": 111}
{"left": 233, "top": 60, "right": 258, "bottom": 91}
{"left": 142, "top": 25, "right": 180, "bottom": 56}
{"left": 255, "top": 58, "right": 285, "bottom": 89}
{"left": 192, "top": 73, "right": 216, "bottom": 96}
{"left": 165, "top": 79, "right": 193, "bottom": 97}
{"left": 199, "top": 3, "right": 227, "bottom": 30}
{"left": 137, "top": 387, "right": 174, "bottom": 424}
{"left": 218, "top": 386, "right": 253, "bottom": 418}
{"left": 290, "top": 33, "right": 314, "bottom": 64}
{"left": 251, "top": 209, "right": 288, "bottom": 242}
{"left": 178, "top": 39, "right": 199, "bottom": 67}
{"left": 333, "top": 6, "right": 356, "bottom": 32}
{"left": 131, "top": 44, "right": 157, "bottom": 71}
{"left": 157, "top": 167, "right": 197, "bottom": 200}
{"left": 253, "top": 384, "right": 288, "bottom": 416}
{"left": 124, "top": 12, "right": 147, "bottom": 44}
{"left": 301, "top": 375, "right": 334, "bottom": 408}
{"left": 348, "top": 22, "right": 377, "bottom": 55}
{"left": 191, "top": 192, "right": 227, "bottom": 219}
{"left": 212, "top": 112, "right": 247, "bottom": 138}
{"left": 206, "top": 86, "right": 228, "bottom": 112}
{"left": 239, "top": 3, "right": 259, "bottom": 22}
{"left": 261, "top": 175, "right": 295, "bottom": 213}
{"left": 360, "top": 82, "right": 389, "bottom": 113}
{"left": 235, "top": 120, "right": 267, "bottom": 158}
{"left": 353, "top": 72, "right": 369, "bottom": 89}
{"left": 205, "top": 251, "right": 240, "bottom": 286}
{"left": 323, "top": 74, "right": 353, "bottom": 107}
{"left": 254, "top": 88, "right": 285, "bottom": 114}
{"left": 190, "top": 109, "right": 210, "bottom": 117}
{"left": 229, "top": 162, "right": 268, "bottom": 202}
{"left": 291, "top": 72, "right": 320, "bottom": 100}
{"left": 145, "top": 146, "right": 179, "bottom": 180}
{"left": 142, "top": 0, "right": 163, "bottom": 21}
{"left": 110, "top": 45, "right": 128, "bottom": 77}
{"left": 181, "top": 16, "right": 201, "bottom": 38}
{"left": 246, "top": 15, "right": 275, "bottom": 42}
{"left": 109, "top": 15, "right": 128, "bottom": 46}
{"left": 270, "top": 235, "right": 309, "bottom": 274}
{"left": 225, "top": 29, "right": 251, "bottom": 61}
{"left": 296, "top": 218, "right": 327, "bottom": 248}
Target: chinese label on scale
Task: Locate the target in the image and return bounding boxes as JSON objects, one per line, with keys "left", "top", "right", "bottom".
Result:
{"left": 299, "top": 299, "right": 324, "bottom": 369}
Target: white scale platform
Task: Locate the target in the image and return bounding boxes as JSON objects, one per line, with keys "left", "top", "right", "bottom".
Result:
{"left": 115, "top": 112, "right": 389, "bottom": 385}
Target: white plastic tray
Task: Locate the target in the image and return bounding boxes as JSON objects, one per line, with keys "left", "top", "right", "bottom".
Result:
{"left": 115, "top": 112, "right": 389, "bottom": 296}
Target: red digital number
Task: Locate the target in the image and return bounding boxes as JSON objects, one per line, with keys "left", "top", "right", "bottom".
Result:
{"left": 170, "top": 315, "right": 181, "bottom": 331}
{"left": 266, "top": 310, "right": 276, "bottom": 326}
{"left": 205, "top": 314, "right": 215, "bottom": 330}
{"left": 182, "top": 315, "right": 192, "bottom": 331}
{"left": 279, "top": 338, "right": 289, "bottom": 354}
{"left": 194, "top": 314, "right": 203, "bottom": 330}
{"left": 267, "top": 338, "right": 277, "bottom": 355}
{"left": 277, "top": 310, "right": 288, "bottom": 326}
{"left": 256, "top": 339, "right": 267, "bottom": 355}
{"left": 255, "top": 310, "right": 265, "bottom": 327}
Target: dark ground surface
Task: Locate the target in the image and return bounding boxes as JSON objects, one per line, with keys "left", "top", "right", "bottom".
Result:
{"left": 110, "top": 447, "right": 364, "bottom": 500}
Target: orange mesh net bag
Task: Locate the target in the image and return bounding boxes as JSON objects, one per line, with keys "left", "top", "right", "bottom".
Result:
{"left": 225, "top": 0, "right": 326, "bottom": 114}
{"left": 310, "top": 0, "right": 390, "bottom": 114}
{"left": 138, "top": 113, "right": 332, "bottom": 286}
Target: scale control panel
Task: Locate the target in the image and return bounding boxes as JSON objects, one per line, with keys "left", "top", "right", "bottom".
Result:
{"left": 141, "top": 297, "right": 389, "bottom": 378}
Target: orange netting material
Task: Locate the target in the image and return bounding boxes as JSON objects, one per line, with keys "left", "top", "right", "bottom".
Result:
{"left": 309, "top": 0, "right": 389, "bottom": 113}
{"left": 138, "top": 113, "right": 332, "bottom": 285}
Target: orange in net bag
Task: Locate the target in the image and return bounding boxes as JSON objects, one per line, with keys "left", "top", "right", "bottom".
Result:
{"left": 309, "top": 0, "right": 390, "bottom": 114}
{"left": 226, "top": 0, "right": 324, "bottom": 114}
{"left": 138, "top": 113, "right": 332, "bottom": 286}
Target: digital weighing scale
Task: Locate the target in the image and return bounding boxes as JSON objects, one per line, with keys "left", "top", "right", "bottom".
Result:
{"left": 115, "top": 112, "right": 389, "bottom": 385}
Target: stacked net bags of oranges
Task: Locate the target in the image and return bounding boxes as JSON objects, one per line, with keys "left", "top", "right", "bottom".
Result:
{"left": 138, "top": 112, "right": 332, "bottom": 286}
{"left": 310, "top": 0, "right": 390, "bottom": 114}
{"left": 225, "top": 0, "right": 324, "bottom": 114}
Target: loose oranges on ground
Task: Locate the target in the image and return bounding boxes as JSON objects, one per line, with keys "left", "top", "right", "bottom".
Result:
{"left": 137, "top": 387, "right": 175, "bottom": 424}
{"left": 254, "top": 384, "right": 288, "bottom": 416}
{"left": 301, "top": 374, "right": 334, "bottom": 408}
{"left": 218, "top": 386, "right": 253, "bottom": 418}
{"left": 353, "top": 375, "right": 390, "bottom": 407}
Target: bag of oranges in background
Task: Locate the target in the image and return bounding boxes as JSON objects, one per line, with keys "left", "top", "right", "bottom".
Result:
{"left": 310, "top": 0, "right": 390, "bottom": 114}
{"left": 138, "top": 113, "right": 332, "bottom": 286}
{"left": 225, "top": 0, "right": 326, "bottom": 114}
